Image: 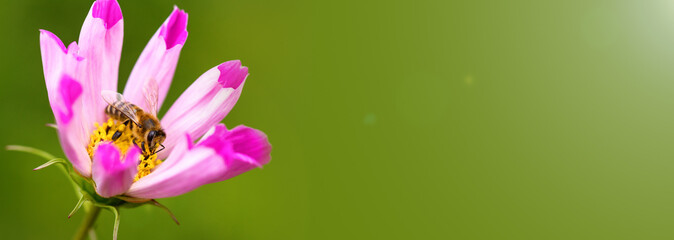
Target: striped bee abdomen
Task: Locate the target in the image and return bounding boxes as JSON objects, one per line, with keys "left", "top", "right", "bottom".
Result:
{"left": 105, "top": 101, "right": 139, "bottom": 122}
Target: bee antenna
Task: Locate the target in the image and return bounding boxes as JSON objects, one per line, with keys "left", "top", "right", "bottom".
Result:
{"left": 156, "top": 144, "right": 166, "bottom": 154}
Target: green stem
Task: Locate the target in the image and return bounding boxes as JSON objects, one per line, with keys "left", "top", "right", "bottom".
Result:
{"left": 73, "top": 205, "right": 101, "bottom": 240}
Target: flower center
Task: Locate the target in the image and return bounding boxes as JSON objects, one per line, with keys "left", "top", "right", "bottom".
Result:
{"left": 87, "top": 118, "right": 162, "bottom": 181}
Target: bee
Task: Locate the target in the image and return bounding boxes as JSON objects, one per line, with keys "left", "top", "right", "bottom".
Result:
{"left": 101, "top": 80, "right": 166, "bottom": 154}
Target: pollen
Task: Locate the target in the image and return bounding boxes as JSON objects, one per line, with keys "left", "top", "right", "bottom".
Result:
{"left": 87, "top": 118, "right": 163, "bottom": 182}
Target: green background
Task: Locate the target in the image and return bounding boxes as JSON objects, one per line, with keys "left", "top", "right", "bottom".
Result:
{"left": 2, "top": 0, "right": 674, "bottom": 239}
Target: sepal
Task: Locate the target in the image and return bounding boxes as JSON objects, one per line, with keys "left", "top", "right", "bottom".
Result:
{"left": 33, "top": 158, "right": 67, "bottom": 171}
{"left": 115, "top": 197, "right": 179, "bottom": 225}
{"left": 6, "top": 145, "right": 81, "bottom": 193}
{"left": 150, "top": 200, "right": 180, "bottom": 225}
{"left": 68, "top": 195, "right": 87, "bottom": 218}
{"left": 6, "top": 145, "right": 60, "bottom": 162}
{"left": 98, "top": 205, "right": 121, "bottom": 240}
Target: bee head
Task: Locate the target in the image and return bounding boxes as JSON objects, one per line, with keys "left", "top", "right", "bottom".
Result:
{"left": 147, "top": 129, "right": 167, "bottom": 153}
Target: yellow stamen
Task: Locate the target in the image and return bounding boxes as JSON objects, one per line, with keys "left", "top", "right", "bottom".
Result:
{"left": 87, "top": 118, "right": 163, "bottom": 182}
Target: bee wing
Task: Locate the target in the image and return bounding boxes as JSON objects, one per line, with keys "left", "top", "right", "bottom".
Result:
{"left": 101, "top": 90, "right": 141, "bottom": 126}
{"left": 143, "top": 78, "right": 159, "bottom": 116}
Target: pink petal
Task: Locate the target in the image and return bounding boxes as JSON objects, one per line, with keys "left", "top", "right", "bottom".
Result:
{"left": 54, "top": 75, "right": 93, "bottom": 177}
{"left": 78, "top": 0, "right": 124, "bottom": 129}
{"left": 217, "top": 62, "right": 245, "bottom": 89}
{"left": 213, "top": 124, "right": 272, "bottom": 175}
{"left": 204, "top": 125, "right": 272, "bottom": 182}
{"left": 39, "top": 30, "right": 67, "bottom": 96}
{"left": 92, "top": 143, "right": 140, "bottom": 198}
{"left": 40, "top": 31, "right": 93, "bottom": 177}
{"left": 123, "top": 6, "right": 188, "bottom": 112}
{"left": 159, "top": 60, "right": 248, "bottom": 158}
{"left": 126, "top": 124, "right": 271, "bottom": 199}
{"left": 54, "top": 76, "right": 82, "bottom": 124}
{"left": 125, "top": 134, "right": 225, "bottom": 198}
{"left": 91, "top": 0, "right": 122, "bottom": 29}
{"left": 160, "top": 6, "right": 188, "bottom": 50}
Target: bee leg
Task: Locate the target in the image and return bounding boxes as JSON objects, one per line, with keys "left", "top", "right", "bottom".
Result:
{"left": 111, "top": 131, "right": 122, "bottom": 141}
{"left": 123, "top": 119, "right": 132, "bottom": 129}
{"left": 111, "top": 120, "right": 130, "bottom": 141}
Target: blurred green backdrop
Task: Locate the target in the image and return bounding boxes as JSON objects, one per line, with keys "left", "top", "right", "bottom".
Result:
{"left": 3, "top": 0, "right": 674, "bottom": 239}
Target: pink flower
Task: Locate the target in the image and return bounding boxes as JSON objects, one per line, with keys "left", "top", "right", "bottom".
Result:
{"left": 39, "top": 0, "right": 271, "bottom": 200}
